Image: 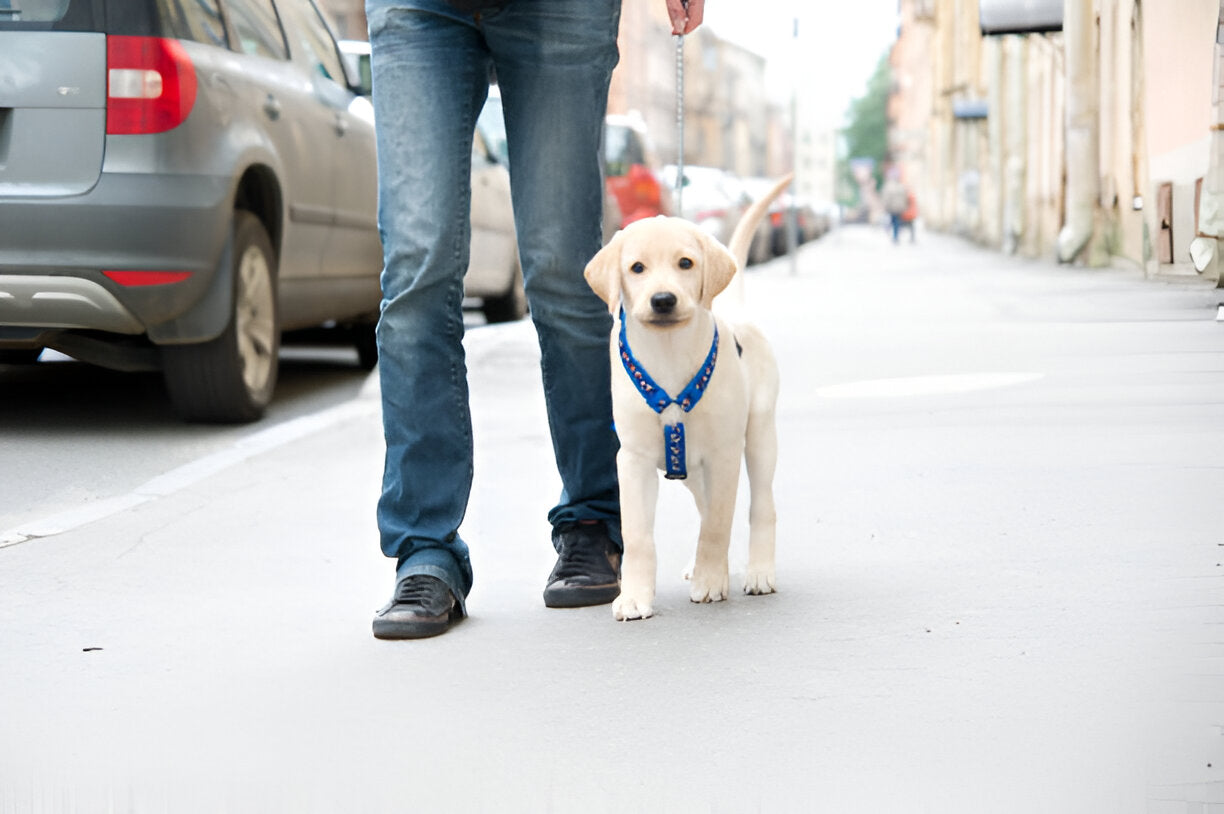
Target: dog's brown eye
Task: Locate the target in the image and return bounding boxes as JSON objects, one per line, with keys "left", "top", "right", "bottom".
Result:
{"left": 678, "top": 257, "right": 693, "bottom": 270}
{"left": 631, "top": 262, "right": 645, "bottom": 274}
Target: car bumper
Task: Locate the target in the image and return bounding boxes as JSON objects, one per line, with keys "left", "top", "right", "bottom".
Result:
{"left": 0, "top": 171, "right": 233, "bottom": 340}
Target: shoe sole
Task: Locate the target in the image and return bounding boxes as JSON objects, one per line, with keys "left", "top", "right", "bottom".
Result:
{"left": 372, "top": 619, "right": 449, "bottom": 639}
{"left": 542, "top": 584, "right": 621, "bottom": 608}
{"left": 372, "top": 610, "right": 461, "bottom": 640}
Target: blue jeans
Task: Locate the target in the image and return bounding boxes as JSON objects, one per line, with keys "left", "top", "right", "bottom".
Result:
{"left": 366, "top": 0, "right": 623, "bottom": 611}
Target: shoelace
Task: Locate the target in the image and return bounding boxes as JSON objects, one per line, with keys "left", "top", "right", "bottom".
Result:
{"left": 553, "top": 537, "right": 612, "bottom": 580}
{"left": 393, "top": 576, "right": 451, "bottom": 613}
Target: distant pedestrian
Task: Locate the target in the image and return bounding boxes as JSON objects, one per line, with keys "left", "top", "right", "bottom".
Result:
{"left": 899, "top": 188, "right": 918, "bottom": 243}
{"left": 880, "top": 171, "right": 913, "bottom": 244}
{"left": 366, "top": 0, "right": 705, "bottom": 639}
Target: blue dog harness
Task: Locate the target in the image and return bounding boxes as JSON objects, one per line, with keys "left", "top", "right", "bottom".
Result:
{"left": 618, "top": 308, "right": 719, "bottom": 480}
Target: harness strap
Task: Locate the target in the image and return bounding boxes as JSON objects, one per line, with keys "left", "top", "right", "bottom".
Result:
{"left": 617, "top": 309, "right": 719, "bottom": 479}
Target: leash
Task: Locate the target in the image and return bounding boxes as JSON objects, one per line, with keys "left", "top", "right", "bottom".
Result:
{"left": 617, "top": 307, "right": 719, "bottom": 480}
{"left": 673, "top": 0, "right": 687, "bottom": 214}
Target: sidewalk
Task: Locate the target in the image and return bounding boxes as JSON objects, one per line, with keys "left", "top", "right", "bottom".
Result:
{"left": 2, "top": 225, "right": 1222, "bottom": 813}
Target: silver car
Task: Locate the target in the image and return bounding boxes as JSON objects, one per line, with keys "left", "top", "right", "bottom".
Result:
{"left": 0, "top": 0, "right": 382, "bottom": 422}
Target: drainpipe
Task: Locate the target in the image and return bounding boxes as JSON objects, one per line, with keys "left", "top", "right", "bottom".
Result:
{"left": 1190, "top": 2, "right": 1224, "bottom": 285}
{"left": 1057, "top": 0, "right": 1101, "bottom": 263}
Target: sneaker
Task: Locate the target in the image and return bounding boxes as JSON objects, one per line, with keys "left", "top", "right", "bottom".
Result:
{"left": 372, "top": 574, "right": 461, "bottom": 639}
{"left": 542, "top": 521, "right": 621, "bottom": 608}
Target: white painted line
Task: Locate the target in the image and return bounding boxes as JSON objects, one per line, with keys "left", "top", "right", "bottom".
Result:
{"left": 0, "top": 493, "right": 152, "bottom": 545}
{"left": 814, "top": 372, "right": 1044, "bottom": 399}
{"left": 0, "top": 396, "right": 379, "bottom": 549}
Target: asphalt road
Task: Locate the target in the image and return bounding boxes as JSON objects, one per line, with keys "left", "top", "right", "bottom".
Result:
{"left": 2, "top": 225, "right": 1221, "bottom": 813}
{"left": 0, "top": 342, "right": 373, "bottom": 536}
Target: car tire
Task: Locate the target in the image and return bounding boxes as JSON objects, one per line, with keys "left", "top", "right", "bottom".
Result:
{"left": 481, "top": 261, "right": 527, "bottom": 324}
{"left": 353, "top": 319, "right": 378, "bottom": 371}
{"left": 163, "top": 211, "right": 279, "bottom": 423}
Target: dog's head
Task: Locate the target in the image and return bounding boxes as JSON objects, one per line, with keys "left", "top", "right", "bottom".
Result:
{"left": 584, "top": 216, "right": 737, "bottom": 327}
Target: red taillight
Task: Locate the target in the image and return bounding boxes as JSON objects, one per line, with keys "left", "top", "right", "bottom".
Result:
{"left": 103, "top": 270, "right": 193, "bottom": 286}
{"left": 770, "top": 211, "right": 783, "bottom": 227}
{"left": 106, "top": 36, "right": 197, "bottom": 135}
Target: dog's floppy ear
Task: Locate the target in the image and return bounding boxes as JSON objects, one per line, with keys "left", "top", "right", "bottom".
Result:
{"left": 697, "top": 231, "right": 739, "bottom": 308}
{"left": 583, "top": 231, "right": 624, "bottom": 313}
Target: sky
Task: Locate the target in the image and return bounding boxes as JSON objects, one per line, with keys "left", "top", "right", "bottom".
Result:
{"left": 700, "top": 0, "right": 900, "bottom": 125}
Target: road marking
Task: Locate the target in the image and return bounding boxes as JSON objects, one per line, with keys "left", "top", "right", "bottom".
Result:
{"left": 0, "top": 390, "right": 379, "bottom": 549}
{"left": 814, "top": 372, "right": 1043, "bottom": 399}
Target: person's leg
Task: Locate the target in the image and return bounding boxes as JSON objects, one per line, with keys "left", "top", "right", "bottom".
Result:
{"left": 366, "top": 0, "right": 492, "bottom": 631}
{"left": 482, "top": 0, "right": 624, "bottom": 604}
{"left": 484, "top": 0, "right": 621, "bottom": 533}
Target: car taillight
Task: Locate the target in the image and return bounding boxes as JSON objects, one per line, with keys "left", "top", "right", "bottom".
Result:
{"left": 106, "top": 36, "right": 197, "bottom": 135}
{"left": 103, "top": 270, "right": 193, "bottom": 286}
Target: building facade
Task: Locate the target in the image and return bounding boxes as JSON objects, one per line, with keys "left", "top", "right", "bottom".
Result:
{"left": 611, "top": 4, "right": 836, "bottom": 203}
{"left": 610, "top": 4, "right": 781, "bottom": 179}
{"left": 890, "top": 0, "right": 1224, "bottom": 283}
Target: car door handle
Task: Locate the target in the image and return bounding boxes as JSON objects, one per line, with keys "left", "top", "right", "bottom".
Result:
{"left": 263, "top": 95, "right": 281, "bottom": 121}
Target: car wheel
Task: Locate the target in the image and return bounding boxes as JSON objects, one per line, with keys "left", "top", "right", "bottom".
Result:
{"left": 163, "top": 211, "right": 279, "bottom": 423}
{"left": 0, "top": 348, "right": 43, "bottom": 364}
{"left": 481, "top": 261, "right": 527, "bottom": 324}
{"left": 353, "top": 319, "right": 378, "bottom": 371}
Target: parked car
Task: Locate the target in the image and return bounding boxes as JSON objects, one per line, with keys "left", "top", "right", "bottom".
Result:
{"left": 469, "top": 90, "right": 526, "bottom": 323}
{"left": 341, "top": 45, "right": 526, "bottom": 324}
{"left": 659, "top": 165, "right": 772, "bottom": 262}
{"left": 604, "top": 113, "right": 671, "bottom": 228}
{"left": 743, "top": 176, "right": 797, "bottom": 261}
{"left": 0, "top": 0, "right": 382, "bottom": 423}
{"left": 799, "top": 198, "right": 836, "bottom": 242}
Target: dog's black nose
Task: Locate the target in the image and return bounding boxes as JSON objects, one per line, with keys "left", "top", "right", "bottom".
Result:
{"left": 651, "top": 292, "right": 677, "bottom": 313}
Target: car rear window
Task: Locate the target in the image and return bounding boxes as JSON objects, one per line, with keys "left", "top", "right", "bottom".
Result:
{"left": 0, "top": 0, "right": 100, "bottom": 29}
{"left": 0, "top": 0, "right": 224, "bottom": 44}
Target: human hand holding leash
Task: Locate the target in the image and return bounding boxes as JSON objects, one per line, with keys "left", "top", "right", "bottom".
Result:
{"left": 666, "top": 0, "right": 703, "bottom": 35}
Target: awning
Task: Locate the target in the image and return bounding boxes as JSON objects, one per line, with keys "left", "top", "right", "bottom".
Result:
{"left": 953, "top": 99, "right": 989, "bottom": 119}
{"left": 979, "top": 0, "right": 1063, "bottom": 35}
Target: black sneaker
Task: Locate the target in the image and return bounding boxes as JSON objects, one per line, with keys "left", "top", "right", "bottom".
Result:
{"left": 372, "top": 575, "right": 462, "bottom": 639}
{"left": 542, "top": 521, "right": 621, "bottom": 608}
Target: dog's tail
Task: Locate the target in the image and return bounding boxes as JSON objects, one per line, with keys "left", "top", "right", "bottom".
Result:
{"left": 726, "top": 173, "right": 795, "bottom": 270}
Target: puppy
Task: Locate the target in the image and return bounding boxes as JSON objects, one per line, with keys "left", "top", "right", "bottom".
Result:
{"left": 584, "top": 175, "right": 792, "bottom": 620}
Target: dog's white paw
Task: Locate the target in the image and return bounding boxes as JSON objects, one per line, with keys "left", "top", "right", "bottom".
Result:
{"left": 743, "top": 567, "right": 776, "bottom": 595}
{"left": 688, "top": 572, "right": 729, "bottom": 604}
{"left": 612, "top": 593, "right": 654, "bottom": 621}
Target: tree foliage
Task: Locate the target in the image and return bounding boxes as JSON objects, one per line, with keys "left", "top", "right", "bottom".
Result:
{"left": 837, "top": 50, "right": 892, "bottom": 207}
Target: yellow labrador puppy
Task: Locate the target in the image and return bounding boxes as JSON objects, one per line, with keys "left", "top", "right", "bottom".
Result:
{"left": 584, "top": 175, "right": 792, "bottom": 620}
